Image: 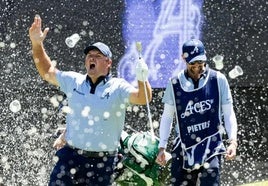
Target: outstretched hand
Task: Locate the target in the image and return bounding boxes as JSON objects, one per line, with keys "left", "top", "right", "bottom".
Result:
{"left": 29, "top": 15, "right": 49, "bottom": 44}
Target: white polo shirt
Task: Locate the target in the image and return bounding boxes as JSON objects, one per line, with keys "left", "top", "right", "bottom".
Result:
{"left": 56, "top": 71, "right": 135, "bottom": 152}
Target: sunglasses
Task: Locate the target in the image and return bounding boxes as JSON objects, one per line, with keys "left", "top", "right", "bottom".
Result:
{"left": 189, "top": 61, "right": 206, "bottom": 65}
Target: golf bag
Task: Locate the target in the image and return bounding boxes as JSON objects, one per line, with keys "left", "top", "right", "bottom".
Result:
{"left": 114, "top": 131, "right": 171, "bottom": 186}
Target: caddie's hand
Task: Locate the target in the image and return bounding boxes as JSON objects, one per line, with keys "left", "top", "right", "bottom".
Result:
{"left": 156, "top": 148, "right": 167, "bottom": 166}
{"left": 29, "top": 15, "right": 49, "bottom": 45}
{"left": 135, "top": 58, "right": 148, "bottom": 82}
{"left": 225, "top": 140, "right": 237, "bottom": 160}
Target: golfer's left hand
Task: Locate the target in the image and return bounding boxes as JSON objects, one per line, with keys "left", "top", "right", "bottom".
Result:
{"left": 135, "top": 58, "right": 148, "bottom": 82}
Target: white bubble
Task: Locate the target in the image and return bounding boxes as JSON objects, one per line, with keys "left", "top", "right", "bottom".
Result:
{"left": 97, "top": 162, "right": 104, "bottom": 168}
{"left": 70, "top": 168, "right": 76, "bottom": 174}
{"left": 232, "top": 171, "right": 239, "bottom": 179}
{"left": 205, "top": 149, "right": 211, "bottom": 154}
{"left": 94, "top": 116, "right": 100, "bottom": 122}
{"left": 204, "top": 162, "right": 210, "bottom": 169}
{"left": 41, "top": 107, "right": 47, "bottom": 114}
{"left": 196, "top": 137, "right": 201, "bottom": 142}
{"left": 4, "top": 163, "right": 11, "bottom": 170}
{"left": 50, "top": 96, "right": 59, "bottom": 107}
{"left": 153, "top": 121, "right": 159, "bottom": 128}
{"left": 52, "top": 156, "right": 59, "bottom": 163}
{"left": 191, "top": 134, "right": 196, "bottom": 139}
{"left": 10, "top": 42, "right": 16, "bottom": 49}
{"left": 57, "top": 95, "right": 64, "bottom": 102}
{"left": 88, "top": 120, "right": 94, "bottom": 126}
{"left": 116, "top": 111, "right": 122, "bottom": 117}
{"left": 127, "top": 171, "right": 134, "bottom": 178}
{"left": 117, "top": 162, "right": 124, "bottom": 169}
{"left": 0, "top": 42, "right": 5, "bottom": 48}
{"left": 23, "top": 143, "right": 31, "bottom": 149}
{"left": 86, "top": 142, "right": 92, "bottom": 147}
{"left": 27, "top": 127, "right": 37, "bottom": 135}
{"left": 83, "top": 20, "right": 89, "bottom": 26}
{"left": 160, "top": 53, "right": 166, "bottom": 59}
{"left": 61, "top": 106, "right": 72, "bottom": 114}
{"left": 88, "top": 30, "right": 94, "bottom": 36}
{"left": 218, "top": 125, "right": 226, "bottom": 134}
{"left": 57, "top": 24, "right": 63, "bottom": 29}
{"left": 174, "top": 58, "right": 180, "bottom": 64}
{"left": 5, "top": 34, "right": 11, "bottom": 41}
{"left": 81, "top": 106, "right": 90, "bottom": 117}
{"left": 53, "top": 28, "right": 60, "bottom": 33}
{"left": 194, "top": 163, "right": 201, "bottom": 169}
{"left": 9, "top": 100, "right": 21, "bottom": 113}
{"left": 103, "top": 111, "right": 110, "bottom": 119}
{"left": 51, "top": 60, "right": 57, "bottom": 67}
{"left": 120, "top": 103, "right": 126, "bottom": 109}
{"left": 80, "top": 30, "right": 87, "bottom": 36}
{"left": 99, "top": 143, "right": 107, "bottom": 150}
{"left": 183, "top": 52, "right": 189, "bottom": 58}
{"left": 7, "top": 63, "right": 13, "bottom": 68}
{"left": 1, "top": 156, "right": 8, "bottom": 163}
{"left": 133, "top": 106, "right": 139, "bottom": 112}
{"left": 156, "top": 63, "right": 161, "bottom": 70}
{"left": 261, "top": 136, "right": 267, "bottom": 143}
{"left": 139, "top": 112, "right": 145, "bottom": 118}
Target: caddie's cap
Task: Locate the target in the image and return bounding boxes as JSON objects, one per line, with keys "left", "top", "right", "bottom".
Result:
{"left": 182, "top": 39, "right": 207, "bottom": 63}
{"left": 84, "top": 42, "right": 112, "bottom": 58}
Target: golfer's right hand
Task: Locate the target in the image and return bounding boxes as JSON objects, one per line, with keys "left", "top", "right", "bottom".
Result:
{"left": 156, "top": 148, "right": 167, "bottom": 166}
{"left": 53, "top": 133, "right": 66, "bottom": 150}
{"left": 29, "top": 15, "right": 49, "bottom": 44}
{"left": 53, "top": 129, "right": 66, "bottom": 150}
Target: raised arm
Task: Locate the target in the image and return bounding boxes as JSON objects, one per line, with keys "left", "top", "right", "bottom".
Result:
{"left": 129, "top": 58, "right": 152, "bottom": 105}
{"left": 129, "top": 81, "right": 152, "bottom": 105}
{"left": 29, "top": 15, "right": 59, "bottom": 86}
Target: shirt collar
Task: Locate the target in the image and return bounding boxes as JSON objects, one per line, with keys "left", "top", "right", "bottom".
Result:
{"left": 86, "top": 73, "right": 112, "bottom": 94}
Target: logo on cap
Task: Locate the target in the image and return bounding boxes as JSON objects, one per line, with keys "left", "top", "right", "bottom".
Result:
{"left": 182, "top": 39, "right": 207, "bottom": 63}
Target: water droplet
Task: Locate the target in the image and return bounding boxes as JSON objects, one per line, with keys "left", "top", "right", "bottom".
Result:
{"left": 9, "top": 100, "right": 21, "bottom": 113}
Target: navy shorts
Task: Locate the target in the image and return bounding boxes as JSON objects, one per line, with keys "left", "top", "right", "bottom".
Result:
{"left": 49, "top": 146, "right": 116, "bottom": 186}
{"left": 170, "top": 145, "right": 221, "bottom": 186}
